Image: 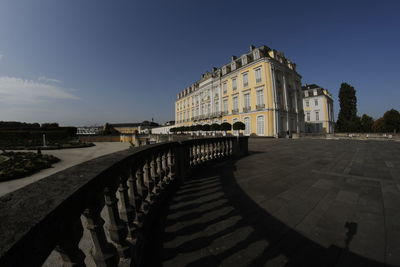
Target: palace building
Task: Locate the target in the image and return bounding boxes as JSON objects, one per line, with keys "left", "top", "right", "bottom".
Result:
{"left": 302, "top": 84, "right": 335, "bottom": 133}
{"left": 175, "top": 45, "right": 305, "bottom": 137}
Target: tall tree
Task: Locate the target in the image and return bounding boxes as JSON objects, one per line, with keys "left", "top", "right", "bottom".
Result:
{"left": 360, "top": 114, "right": 374, "bottom": 133}
{"left": 336, "top": 83, "right": 358, "bottom": 132}
{"left": 372, "top": 118, "right": 385, "bottom": 133}
{"left": 382, "top": 109, "right": 400, "bottom": 133}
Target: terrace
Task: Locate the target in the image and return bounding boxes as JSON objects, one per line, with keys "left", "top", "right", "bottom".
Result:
{"left": 1, "top": 138, "right": 399, "bottom": 267}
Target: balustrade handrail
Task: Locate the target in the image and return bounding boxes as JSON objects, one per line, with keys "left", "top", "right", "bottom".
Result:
{"left": 0, "top": 137, "right": 248, "bottom": 267}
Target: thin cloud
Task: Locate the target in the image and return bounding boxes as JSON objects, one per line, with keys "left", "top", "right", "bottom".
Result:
{"left": 0, "top": 54, "right": 3, "bottom": 60}
{"left": 38, "top": 76, "right": 62, "bottom": 84}
{"left": 0, "top": 76, "right": 80, "bottom": 105}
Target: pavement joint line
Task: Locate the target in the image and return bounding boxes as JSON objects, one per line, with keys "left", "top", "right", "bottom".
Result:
{"left": 311, "top": 170, "right": 388, "bottom": 184}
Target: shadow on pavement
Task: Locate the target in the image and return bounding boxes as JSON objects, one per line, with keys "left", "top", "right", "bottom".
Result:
{"left": 143, "top": 152, "right": 388, "bottom": 267}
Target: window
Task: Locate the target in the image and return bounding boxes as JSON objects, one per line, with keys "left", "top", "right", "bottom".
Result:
{"left": 244, "top": 117, "right": 250, "bottom": 135}
{"left": 257, "top": 115, "right": 265, "bottom": 135}
{"left": 254, "top": 50, "right": 260, "bottom": 60}
{"left": 215, "top": 101, "right": 219, "bottom": 112}
{"left": 223, "top": 82, "right": 227, "bottom": 94}
{"left": 315, "top": 111, "right": 319, "bottom": 121}
{"left": 232, "top": 78, "right": 237, "bottom": 90}
{"left": 207, "top": 103, "right": 211, "bottom": 114}
{"left": 256, "top": 89, "right": 264, "bottom": 106}
{"left": 255, "top": 68, "right": 262, "bottom": 83}
{"left": 242, "top": 72, "right": 248, "bottom": 87}
{"left": 304, "top": 91, "right": 309, "bottom": 97}
{"left": 244, "top": 93, "right": 250, "bottom": 109}
{"left": 223, "top": 99, "right": 228, "bottom": 112}
{"left": 306, "top": 112, "right": 310, "bottom": 121}
{"left": 305, "top": 100, "right": 309, "bottom": 107}
{"left": 233, "top": 96, "right": 238, "bottom": 111}
{"left": 314, "top": 99, "right": 318, "bottom": 106}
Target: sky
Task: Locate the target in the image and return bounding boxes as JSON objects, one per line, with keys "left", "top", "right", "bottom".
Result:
{"left": 0, "top": 0, "right": 399, "bottom": 126}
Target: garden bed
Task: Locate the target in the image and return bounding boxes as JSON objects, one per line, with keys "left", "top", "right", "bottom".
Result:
{"left": 0, "top": 151, "right": 60, "bottom": 182}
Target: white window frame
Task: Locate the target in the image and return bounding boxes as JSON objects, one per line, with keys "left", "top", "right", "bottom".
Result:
{"left": 233, "top": 96, "right": 238, "bottom": 111}
{"left": 244, "top": 93, "right": 250, "bottom": 109}
{"left": 256, "top": 89, "right": 264, "bottom": 106}
{"left": 223, "top": 99, "right": 228, "bottom": 112}
{"left": 315, "top": 111, "right": 319, "bottom": 121}
{"left": 242, "top": 72, "right": 248, "bottom": 88}
{"left": 232, "top": 78, "right": 237, "bottom": 91}
{"left": 255, "top": 68, "right": 262, "bottom": 83}
{"left": 244, "top": 117, "right": 251, "bottom": 135}
{"left": 257, "top": 115, "right": 265, "bottom": 135}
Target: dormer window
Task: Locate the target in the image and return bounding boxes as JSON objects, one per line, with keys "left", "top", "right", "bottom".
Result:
{"left": 241, "top": 56, "right": 248, "bottom": 65}
{"left": 253, "top": 49, "right": 260, "bottom": 60}
{"left": 305, "top": 91, "right": 309, "bottom": 97}
{"left": 222, "top": 66, "right": 227, "bottom": 75}
{"left": 231, "top": 61, "right": 237, "bottom": 71}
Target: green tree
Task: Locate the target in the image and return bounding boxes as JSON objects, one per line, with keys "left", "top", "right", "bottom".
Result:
{"left": 336, "top": 83, "right": 358, "bottom": 132}
{"left": 221, "top": 122, "right": 232, "bottom": 135}
{"left": 382, "top": 109, "right": 400, "bottom": 133}
{"left": 372, "top": 118, "right": 385, "bottom": 132}
{"left": 233, "top": 121, "right": 245, "bottom": 135}
{"left": 360, "top": 114, "right": 374, "bottom": 132}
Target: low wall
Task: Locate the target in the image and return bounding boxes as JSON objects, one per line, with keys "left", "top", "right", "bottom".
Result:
{"left": 78, "top": 135, "right": 121, "bottom": 142}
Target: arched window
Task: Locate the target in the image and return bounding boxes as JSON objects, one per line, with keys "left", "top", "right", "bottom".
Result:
{"left": 244, "top": 117, "right": 250, "bottom": 135}
{"left": 257, "top": 115, "right": 265, "bottom": 136}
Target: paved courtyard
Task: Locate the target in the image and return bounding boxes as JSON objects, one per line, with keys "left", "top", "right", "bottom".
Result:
{"left": 147, "top": 139, "right": 400, "bottom": 267}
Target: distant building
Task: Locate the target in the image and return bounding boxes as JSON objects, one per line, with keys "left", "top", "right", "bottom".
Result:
{"left": 110, "top": 121, "right": 159, "bottom": 134}
{"left": 76, "top": 126, "right": 102, "bottom": 135}
{"left": 302, "top": 84, "right": 334, "bottom": 133}
{"left": 174, "top": 45, "right": 304, "bottom": 137}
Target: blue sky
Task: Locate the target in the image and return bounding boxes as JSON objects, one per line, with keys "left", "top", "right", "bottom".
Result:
{"left": 0, "top": 0, "right": 399, "bottom": 126}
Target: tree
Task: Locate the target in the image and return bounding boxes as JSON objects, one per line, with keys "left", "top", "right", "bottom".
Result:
{"left": 372, "top": 118, "right": 385, "bottom": 133}
{"left": 202, "top": 124, "right": 211, "bottom": 135}
{"left": 382, "top": 109, "right": 400, "bottom": 133}
{"left": 210, "top": 123, "right": 221, "bottom": 135}
{"left": 221, "top": 122, "right": 232, "bottom": 135}
{"left": 360, "top": 114, "right": 374, "bottom": 133}
{"left": 336, "top": 83, "right": 358, "bottom": 132}
{"left": 233, "top": 121, "right": 245, "bottom": 135}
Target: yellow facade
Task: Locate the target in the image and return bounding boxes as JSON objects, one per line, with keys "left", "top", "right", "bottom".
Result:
{"left": 175, "top": 45, "right": 304, "bottom": 137}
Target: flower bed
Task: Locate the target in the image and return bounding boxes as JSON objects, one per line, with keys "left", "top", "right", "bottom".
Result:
{"left": 0, "top": 151, "right": 60, "bottom": 182}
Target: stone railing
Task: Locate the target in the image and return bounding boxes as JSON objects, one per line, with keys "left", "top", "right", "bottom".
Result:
{"left": 0, "top": 137, "right": 248, "bottom": 267}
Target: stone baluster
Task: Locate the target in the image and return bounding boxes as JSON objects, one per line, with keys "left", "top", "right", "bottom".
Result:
{"left": 194, "top": 144, "right": 199, "bottom": 165}
{"left": 127, "top": 165, "right": 141, "bottom": 225}
{"left": 143, "top": 158, "right": 154, "bottom": 203}
{"left": 167, "top": 148, "right": 175, "bottom": 181}
{"left": 211, "top": 140, "right": 216, "bottom": 159}
{"left": 55, "top": 219, "right": 86, "bottom": 267}
{"left": 150, "top": 154, "right": 160, "bottom": 196}
{"left": 135, "top": 161, "right": 148, "bottom": 220}
{"left": 82, "top": 195, "right": 119, "bottom": 267}
{"left": 162, "top": 150, "right": 169, "bottom": 184}
{"left": 224, "top": 139, "right": 229, "bottom": 157}
{"left": 156, "top": 152, "right": 165, "bottom": 189}
{"left": 104, "top": 185, "right": 130, "bottom": 258}
{"left": 118, "top": 171, "right": 136, "bottom": 244}
{"left": 204, "top": 141, "right": 209, "bottom": 161}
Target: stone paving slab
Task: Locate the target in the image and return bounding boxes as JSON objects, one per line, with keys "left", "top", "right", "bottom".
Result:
{"left": 146, "top": 139, "right": 400, "bottom": 267}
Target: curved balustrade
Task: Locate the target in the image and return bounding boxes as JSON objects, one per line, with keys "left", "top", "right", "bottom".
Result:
{"left": 0, "top": 137, "right": 248, "bottom": 267}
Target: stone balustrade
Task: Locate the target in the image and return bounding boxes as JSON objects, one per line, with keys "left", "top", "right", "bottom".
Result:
{"left": 0, "top": 137, "right": 248, "bottom": 267}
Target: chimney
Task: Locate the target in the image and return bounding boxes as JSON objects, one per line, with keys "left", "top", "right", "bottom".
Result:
{"left": 231, "top": 55, "right": 237, "bottom": 61}
{"left": 249, "top": 45, "right": 255, "bottom": 51}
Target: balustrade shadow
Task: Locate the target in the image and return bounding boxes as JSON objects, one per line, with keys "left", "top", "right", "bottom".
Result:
{"left": 144, "top": 152, "right": 390, "bottom": 267}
